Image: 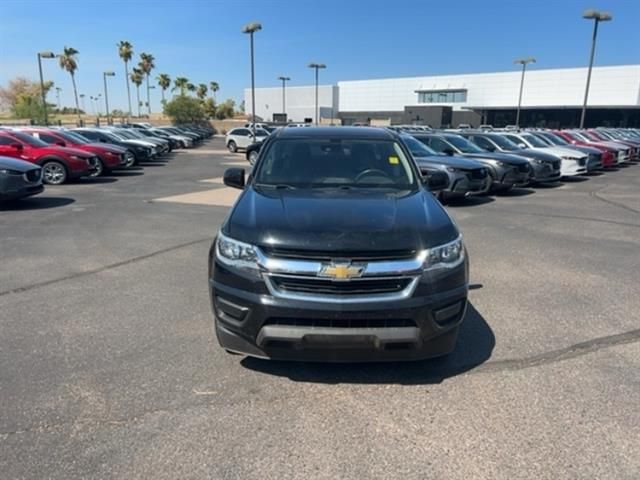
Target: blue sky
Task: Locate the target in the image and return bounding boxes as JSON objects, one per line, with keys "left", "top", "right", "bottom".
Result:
{"left": 1, "top": 0, "right": 637, "bottom": 113}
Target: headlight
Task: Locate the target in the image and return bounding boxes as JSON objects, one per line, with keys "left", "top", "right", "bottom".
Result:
{"left": 0, "top": 168, "right": 21, "bottom": 175}
{"left": 446, "top": 167, "right": 458, "bottom": 172}
{"left": 534, "top": 159, "right": 546, "bottom": 164}
{"left": 69, "top": 155, "right": 81, "bottom": 161}
{"left": 215, "top": 232, "right": 260, "bottom": 274}
{"left": 496, "top": 161, "right": 507, "bottom": 167}
{"left": 421, "top": 235, "right": 465, "bottom": 271}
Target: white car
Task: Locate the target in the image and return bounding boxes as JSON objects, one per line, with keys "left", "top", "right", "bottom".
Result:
{"left": 226, "top": 128, "right": 269, "bottom": 152}
{"left": 498, "top": 132, "right": 588, "bottom": 177}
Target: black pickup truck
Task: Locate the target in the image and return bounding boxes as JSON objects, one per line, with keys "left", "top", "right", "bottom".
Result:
{"left": 209, "top": 127, "right": 468, "bottom": 362}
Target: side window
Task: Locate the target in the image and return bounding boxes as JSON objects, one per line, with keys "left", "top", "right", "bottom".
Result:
{"left": 504, "top": 135, "right": 521, "bottom": 144}
{"left": 81, "top": 131, "right": 97, "bottom": 140}
{"left": 0, "top": 136, "right": 15, "bottom": 145}
{"left": 37, "top": 133, "right": 59, "bottom": 144}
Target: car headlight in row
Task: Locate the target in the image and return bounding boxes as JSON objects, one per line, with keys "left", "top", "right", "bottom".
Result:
{"left": 446, "top": 167, "right": 459, "bottom": 173}
{"left": 69, "top": 155, "right": 81, "bottom": 161}
{"left": 216, "top": 232, "right": 260, "bottom": 274}
{"left": 0, "top": 168, "right": 22, "bottom": 175}
{"left": 422, "top": 235, "right": 465, "bottom": 271}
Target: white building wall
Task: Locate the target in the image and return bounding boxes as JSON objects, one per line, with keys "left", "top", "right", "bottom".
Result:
{"left": 244, "top": 85, "right": 338, "bottom": 122}
{"left": 337, "top": 65, "right": 640, "bottom": 112}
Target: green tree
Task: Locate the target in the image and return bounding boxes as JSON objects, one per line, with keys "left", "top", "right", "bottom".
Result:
{"left": 202, "top": 97, "right": 216, "bottom": 118}
{"left": 117, "top": 40, "right": 134, "bottom": 119}
{"left": 172, "top": 77, "right": 189, "bottom": 96}
{"left": 215, "top": 98, "right": 236, "bottom": 120}
{"left": 157, "top": 73, "right": 171, "bottom": 104}
{"left": 209, "top": 81, "right": 219, "bottom": 101}
{"left": 196, "top": 83, "right": 208, "bottom": 100}
{"left": 186, "top": 83, "right": 196, "bottom": 95}
{"left": 0, "top": 77, "right": 54, "bottom": 122}
{"left": 130, "top": 67, "right": 144, "bottom": 117}
{"left": 139, "top": 52, "right": 155, "bottom": 114}
{"left": 163, "top": 95, "right": 205, "bottom": 124}
{"left": 58, "top": 46, "right": 81, "bottom": 124}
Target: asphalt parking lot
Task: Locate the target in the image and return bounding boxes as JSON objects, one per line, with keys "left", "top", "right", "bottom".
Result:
{"left": 1, "top": 136, "right": 639, "bottom": 479}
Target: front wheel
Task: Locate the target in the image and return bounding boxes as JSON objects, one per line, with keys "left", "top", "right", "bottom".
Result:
{"left": 42, "top": 160, "right": 68, "bottom": 185}
{"left": 88, "top": 159, "right": 104, "bottom": 177}
{"left": 227, "top": 141, "right": 237, "bottom": 153}
{"left": 248, "top": 150, "right": 259, "bottom": 165}
{"left": 123, "top": 150, "right": 136, "bottom": 168}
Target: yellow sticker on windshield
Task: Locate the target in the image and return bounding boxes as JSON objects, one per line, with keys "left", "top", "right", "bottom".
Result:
{"left": 388, "top": 156, "right": 399, "bottom": 165}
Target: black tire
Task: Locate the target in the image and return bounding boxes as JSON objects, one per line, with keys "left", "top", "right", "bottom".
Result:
{"left": 88, "top": 159, "right": 104, "bottom": 177}
{"left": 41, "top": 160, "right": 68, "bottom": 185}
{"left": 248, "top": 150, "right": 259, "bottom": 165}
{"left": 227, "top": 140, "right": 237, "bottom": 153}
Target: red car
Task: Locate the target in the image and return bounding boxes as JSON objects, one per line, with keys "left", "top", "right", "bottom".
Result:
{"left": 0, "top": 131, "right": 97, "bottom": 185}
{"left": 20, "top": 128, "right": 131, "bottom": 176}
{"left": 553, "top": 130, "right": 617, "bottom": 168}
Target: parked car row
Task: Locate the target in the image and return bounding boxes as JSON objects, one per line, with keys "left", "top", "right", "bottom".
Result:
{"left": 236, "top": 125, "right": 639, "bottom": 203}
{"left": 0, "top": 123, "right": 213, "bottom": 202}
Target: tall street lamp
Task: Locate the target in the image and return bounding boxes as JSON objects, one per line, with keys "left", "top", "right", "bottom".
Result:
{"left": 278, "top": 76, "right": 290, "bottom": 119}
{"left": 242, "top": 21, "right": 262, "bottom": 137}
{"left": 103, "top": 71, "right": 115, "bottom": 125}
{"left": 308, "top": 63, "right": 326, "bottom": 125}
{"left": 580, "top": 9, "right": 612, "bottom": 128}
{"left": 55, "top": 87, "right": 62, "bottom": 110}
{"left": 514, "top": 57, "right": 536, "bottom": 129}
{"left": 37, "top": 51, "right": 55, "bottom": 125}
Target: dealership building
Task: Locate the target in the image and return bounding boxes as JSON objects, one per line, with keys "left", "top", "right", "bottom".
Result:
{"left": 245, "top": 64, "right": 640, "bottom": 128}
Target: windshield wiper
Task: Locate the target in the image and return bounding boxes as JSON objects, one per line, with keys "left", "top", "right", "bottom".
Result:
{"left": 255, "top": 183, "right": 297, "bottom": 190}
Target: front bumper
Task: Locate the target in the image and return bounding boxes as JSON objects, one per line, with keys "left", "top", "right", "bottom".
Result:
{"left": 0, "top": 178, "right": 44, "bottom": 201}
{"left": 210, "top": 259, "right": 468, "bottom": 362}
{"left": 560, "top": 158, "right": 588, "bottom": 176}
{"left": 447, "top": 172, "right": 490, "bottom": 197}
{"left": 492, "top": 165, "right": 531, "bottom": 189}
{"left": 530, "top": 161, "right": 562, "bottom": 183}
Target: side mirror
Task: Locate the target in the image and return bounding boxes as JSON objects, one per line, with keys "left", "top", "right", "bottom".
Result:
{"left": 55, "top": 141, "right": 66, "bottom": 147}
{"left": 484, "top": 144, "right": 496, "bottom": 152}
{"left": 442, "top": 148, "right": 455, "bottom": 156}
{"left": 223, "top": 167, "right": 245, "bottom": 190}
{"left": 518, "top": 143, "right": 527, "bottom": 149}
{"left": 424, "top": 170, "right": 450, "bottom": 192}
{"left": 11, "top": 143, "right": 23, "bottom": 150}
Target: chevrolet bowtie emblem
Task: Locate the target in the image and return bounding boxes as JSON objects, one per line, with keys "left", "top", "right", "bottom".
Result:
{"left": 319, "top": 263, "right": 365, "bottom": 280}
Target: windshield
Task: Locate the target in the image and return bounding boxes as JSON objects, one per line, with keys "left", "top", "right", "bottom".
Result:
{"left": 58, "top": 131, "right": 89, "bottom": 144}
{"left": 443, "top": 135, "right": 485, "bottom": 153}
{"left": 537, "top": 132, "right": 568, "bottom": 145}
{"left": 11, "top": 131, "right": 49, "bottom": 147}
{"left": 111, "top": 129, "right": 135, "bottom": 139}
{"left": 486, "top": 134, "right": 520, "bottom": 150}
{"left": 402, "top": 135, "right": 438, "bottom": 156}
{"left": 520, "top": 134, "right": 549, "bottom": 148}
{"left": 254, "top": 139, "right": 417, "bottom": 189}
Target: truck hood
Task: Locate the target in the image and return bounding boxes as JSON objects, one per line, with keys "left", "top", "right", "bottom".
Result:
{"left": 0, "top": 156, "right": 40, "bottom": 172}
{"left": 224, "top": 186, "right": 459, "bottom": 253}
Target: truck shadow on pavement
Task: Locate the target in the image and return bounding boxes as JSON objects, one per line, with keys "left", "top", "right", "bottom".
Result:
{"left": 241, "top": 302, "right": 495, "bottom": 385}
{"left": 0, "top": 197, "right": 75, "bottom": 211}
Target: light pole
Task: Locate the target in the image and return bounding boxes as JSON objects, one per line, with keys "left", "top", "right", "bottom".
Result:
{"left": 55, "top": 87, "right": 62, "bottom": 110}
{"left": 308, "top": 63, "right": 326, "bottom": 125}
{"left": 514, "top": 57, "right": 536, "bottom": 129}
{"left": 242, "top": 21, "right": 262, "bottom": 137}
{"left": 103, "top": 71, "right": 115, "bottom": 125}
{"left": 37, "top": 51, "right": 55, "bottom": 125}
{"left": 96, "top": 94, "right": 102, "bottom": 116}
{"left": 278, "top": 75, "right": 290, "bottom": 120}
{"left": 580, "top": 9, "right": 612, "bottom": 128}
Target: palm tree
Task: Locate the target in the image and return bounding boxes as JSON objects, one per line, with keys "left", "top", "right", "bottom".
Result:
{"left": 209, "top": 81, "right": 219, "bottom": 101}
{"left": 130, "top": 67, "right": 144, "bottom": 117}
{"left": 173, "top": 77, "right": 189, "bottom": 96}
{"left": 186, "top": 83, "right": 196, "bottom": 95}
{"left": 157, "top": 73, "right": 171, "bottom": 104}
{"left": 58, "top": 46, "right": 82, "bottom": 125}
{"left": 139, "top": 52, "right": 155, "bottom": 115}
{"left": 196, "top": 83, "right": 208, "bottom": 100}
{"left": 117, "top": 41, "right": 134, "bottom": 121}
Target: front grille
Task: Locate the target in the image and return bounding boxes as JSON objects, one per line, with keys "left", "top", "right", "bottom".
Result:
{"left": 262, "top": 247, "right": 416, "bottom": 262}
{"left": 24, "top": 169, "right": 41, "bottom": 182}
{"left": 518, "top": 164, "right": 530, "bottom": 173}
{"left": 264, "top": 317, "right": 417, "bottom": 328}
{"left": 464, "top": 168, "right": 487, "bottom": 180}
{"left": 269, "top": 276, "right": 412, "bottom": 296}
